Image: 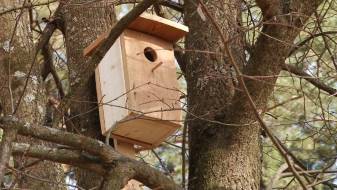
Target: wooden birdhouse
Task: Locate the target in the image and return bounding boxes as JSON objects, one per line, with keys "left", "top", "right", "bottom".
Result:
{"left": 84, "top": 13, "right": 188, "bottom": 150}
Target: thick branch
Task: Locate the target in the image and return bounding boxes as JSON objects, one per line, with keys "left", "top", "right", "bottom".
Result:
{"left": 255, "top": 0, "right": 281, "bottom": 20}
{"left": 282, "top": 64, "right": 337, "bottom": 96}
{"left": 103, "top": 160, "right": 183, "bottom": 190}
{"left": 41, "top": 44, "right": 65, "bottom": 98}
{"left": 0, "top": 116, "right": 120, "bottom": 163}
{"left": 0, "top": 116, "right": 181, "bottom": 190}
{"left": 160, "top": 0, "right": 183, "bottom": 12}
{"left": 11, "top": 143, "right": 106, "bottom": 175}
{"left": 0, "top": 119, "right": 17, "bottom": 184}
{"left": 130, "top": 161, "right": 181, "bottom": 190}
{"left": 100, "top": 166, "right": 129, "bottom": 190}
{"left": 241, "top": 0, "right": 324, "bottom": 108}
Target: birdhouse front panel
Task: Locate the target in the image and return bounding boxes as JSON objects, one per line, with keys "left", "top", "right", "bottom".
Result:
{"left": 108, "top": 29, "right": 182, "bottom": 148}
{"left": 122, "top": 29, "right": 181, "bottom": 122}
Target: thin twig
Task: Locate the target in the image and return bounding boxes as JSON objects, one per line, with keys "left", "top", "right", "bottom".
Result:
{"left": 0, "top": 0, "right": 58, "bottom": 16}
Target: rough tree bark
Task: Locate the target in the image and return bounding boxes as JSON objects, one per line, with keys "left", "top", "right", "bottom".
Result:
{"left": 61, "top": 1, "right": 115, "bottom": 189}
{"left": 0, "top": 0, "right": 65, "bottom": 189}
{"left": 184, "top": 1, "right": 262, "bottom": 189}
{"left": 185, "top": 0, "right": 323, "bottom": 189}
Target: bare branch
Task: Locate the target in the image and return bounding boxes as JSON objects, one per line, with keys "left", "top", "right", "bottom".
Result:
{"left": 288, "top": 31, "right": 337, "bottom": 56}
{"left": 282, "top": 64, "right": 337, "bottom": 97}
{"left": 41, "top": 44, "right": 65, "bottom": 98}
{"left": 7, "top": 165, "right": 86, "bottom": 190}
{"left": 160, "top": 0, "right": 183, "bottom": 12}
{"left": 0, "top": 116, "right": 119, "bottom": 163}
{"left": 11, "top": 143, "right": 106, "bottom": 175}
{"left": 0, "top": 116, "right": 181, "bottom": 190}
{"left": 0, "top": 0, "right": 58, "bottom": 16}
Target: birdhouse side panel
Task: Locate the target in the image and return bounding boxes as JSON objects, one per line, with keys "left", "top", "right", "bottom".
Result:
{"left": 121, "top": 29, "right": 182, "bottom": 123}
{"left": 95, "top": 37, "right": 129, "bottom": 134}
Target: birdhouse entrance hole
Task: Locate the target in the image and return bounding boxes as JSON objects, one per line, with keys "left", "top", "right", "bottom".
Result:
{"left": 144, "top": 47, "right": 157, "bottom": 62}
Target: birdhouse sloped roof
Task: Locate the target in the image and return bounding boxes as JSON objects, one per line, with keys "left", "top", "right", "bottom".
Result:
{"left": 83, "top": 13, "right": 188, "bottom": 56}
{"left": 128, "top": 13, "right": 189, "bottom": 42}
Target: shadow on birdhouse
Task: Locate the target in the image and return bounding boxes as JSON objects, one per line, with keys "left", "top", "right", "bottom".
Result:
{"left": 84, "top": 13, "right": 188, "bottom": 154}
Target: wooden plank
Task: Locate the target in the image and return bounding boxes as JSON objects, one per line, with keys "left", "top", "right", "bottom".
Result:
{"left": 95, "top": 37, "right": 129, "bottom": 134}
{"left": 111, "top": 133, "right": 153, "bottom": 149}
{"left": 122, "top": 180, "right": 142, "bottom": 190}
{"left": 111, "top": 113, "right": 180, "bottom": 148}
{"left": 114, "top": 140, "right": 142, "bottom": 190}
{"left": 128, "top": 13, "right": 189, "bottom": 42}
{"left": 95, "top": 67, "right": 107, "bottom": 135}
{"left": 123, "top": 29, "right": 182, "bottom": 124}
{"left": 114, "top": 140, "right": 136, "bottom": 158}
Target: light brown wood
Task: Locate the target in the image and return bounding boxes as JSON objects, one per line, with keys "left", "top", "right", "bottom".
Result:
{"left": 128, "top": 13, "right": 189, "bottom": 42}
{"left": 122, "top": 180, "right": 143, "bottom": 190}
{"left": 95, "top": 36, "right": 129, "bottom": 135}
{"left": 83, "top": 13, "right": 189, "bottom": 57}
{"left": 114, "top": 140, "right": 136, "bottom": 158}
{"left": 122, "top": 29, "right": 181, "bottom": 123}
{"left": 95, "top": 29, "right": 182, "bottom": 149}
{"left": 93, "top": 16, "right": 186, "bottom": 150}
{"left": 114, "top": 141, "right": 142, "bottom": 190}
{"left": 112, "top": 133, "right": 153, "bottom": 149}
{"left": 112, "top": 113, "right": 181, "bottom": 148}
{"left": 91, "top": 14, "right": 186, "bottom": 189}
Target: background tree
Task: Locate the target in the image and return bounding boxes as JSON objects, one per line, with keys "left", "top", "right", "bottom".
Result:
{"left": 61, "top": 1, "right": 115, "bottom": 188}
{"left": 0, "top": 0, "right": 65, "bottom": 189}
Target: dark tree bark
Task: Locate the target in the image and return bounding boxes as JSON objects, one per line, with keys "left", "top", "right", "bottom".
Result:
{"left": 184, "top": 1, "right": 261, "bottom": 189}
{"left": 0, "top": 0, "right": 65, "bottom": 189}
{"left": 185, "top": 0, "right": 324, "bottom": 189}
{"left": 62, "top": 1, "right": 115, "bottom": 189}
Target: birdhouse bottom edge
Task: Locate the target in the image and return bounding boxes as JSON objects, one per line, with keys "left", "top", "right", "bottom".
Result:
{"left": 102, "top": 113, "right": 181, "bottom": 150}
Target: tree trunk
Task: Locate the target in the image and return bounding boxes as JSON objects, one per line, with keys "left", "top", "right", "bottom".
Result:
{"left": 62, "top": 1, "right": 115, "bottom": 189}
{"left": 185, "top": 1, "right": 261, "bottom": 189}
{"left": 0, "top": 0, "right": 65, "bottom": 189}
